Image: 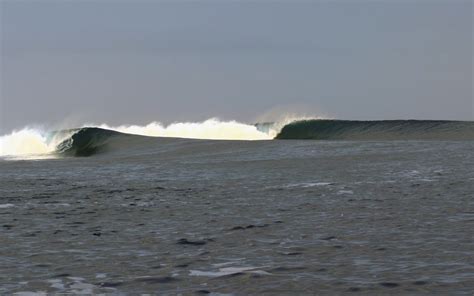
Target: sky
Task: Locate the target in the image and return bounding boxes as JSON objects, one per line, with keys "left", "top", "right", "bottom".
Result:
{"left": 0, "top": 0, "right": 472, "bottom": 133}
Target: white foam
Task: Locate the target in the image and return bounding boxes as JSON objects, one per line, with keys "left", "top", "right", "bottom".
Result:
{"left": 47, "top": 279, "right": 64, "bottom": 290}
{"left": 285, "top": 182, "right": 333, "bottom": 188}
{"left": 66, "top": 276, "right": 86, "bottom": 281}
{"left": 69, "top": 282, "right": 95, "bottom": 295}
{"left": 301, "top": 182, "right": 333, "bottom": 187}
{"left": 96, "top": 118, "right": 274, "bottom": 140}
{"left": 95, "top": 273, "right": 107, "bottom": 279}
{"left": 0, "top": 129, "right": 53, "bottom": 156}
{"left": 190, "top": 266, "right": 269, "bottom": 277}
{"left": 0, "top": 128, "right": 73, "bottom": 158}
{"left": 212, "top": 262, "right": 236, "bottom": 268}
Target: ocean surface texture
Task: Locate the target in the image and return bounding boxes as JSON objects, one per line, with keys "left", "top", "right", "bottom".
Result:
{"left": 1, "top": 130, "right": 473, "bottom": 294}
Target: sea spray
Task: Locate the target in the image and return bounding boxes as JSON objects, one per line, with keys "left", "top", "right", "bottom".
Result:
{"left": 0, "top": 128, "right": 75, "bottom": 158}
{"left": 95, "top": 118, "right": 274, "bottom": 140}
{"left": 0, "top": 128, "right": 54, "bottom": 156}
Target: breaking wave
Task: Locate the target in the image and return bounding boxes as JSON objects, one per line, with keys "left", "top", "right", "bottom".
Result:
{"left": 1, "top": 119, "right": 473, "bottom": 159}
{"left": 0, "top": 119, "right": 279, "bottom": 158}
{"left": 276, "top": 120, "right": 474, "bottom": 140}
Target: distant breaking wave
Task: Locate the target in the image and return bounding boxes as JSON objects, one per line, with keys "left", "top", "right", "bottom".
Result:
{"left": 1, "top": 119, "right": 473, "bottom": 158}
{"left": 276, "top": 120, "right": 474, "bottom": 140}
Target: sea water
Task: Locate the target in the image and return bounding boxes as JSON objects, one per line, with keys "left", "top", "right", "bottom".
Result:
{"left": 1, "top": 138, "right": 473, "bottom": 294}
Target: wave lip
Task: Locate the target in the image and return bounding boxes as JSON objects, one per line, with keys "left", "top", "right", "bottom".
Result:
{"left": 275, "top": 120, "right": 474, "bottom": 140}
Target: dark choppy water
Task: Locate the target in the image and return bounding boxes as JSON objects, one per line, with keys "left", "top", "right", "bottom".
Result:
{"left": 1, "top": 139, "right": 473, "bottom": 295}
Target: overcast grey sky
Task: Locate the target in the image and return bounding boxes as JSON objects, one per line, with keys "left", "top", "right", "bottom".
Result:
{"left": 1, "top": 0, "right": 472, "bottom": 133}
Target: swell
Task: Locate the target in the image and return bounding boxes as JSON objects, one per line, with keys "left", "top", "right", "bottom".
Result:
{"left": 275, "top": 120, "right": 474, "bottom": 140}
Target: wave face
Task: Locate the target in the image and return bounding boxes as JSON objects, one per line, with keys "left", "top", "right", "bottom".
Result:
{"left": 276, "top": 120, "right": 474, "bottom": 140}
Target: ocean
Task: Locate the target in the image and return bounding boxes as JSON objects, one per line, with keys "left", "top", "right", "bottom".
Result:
{"left": 1, "top": 120, "right": 473, "bottom": 294}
